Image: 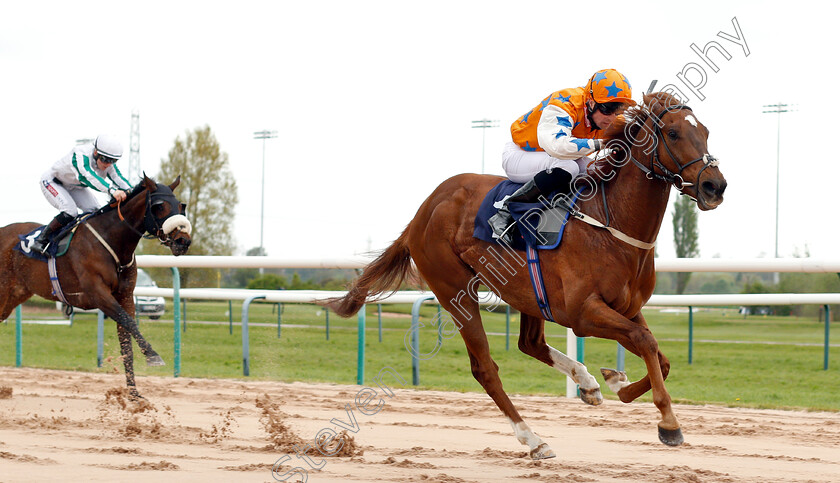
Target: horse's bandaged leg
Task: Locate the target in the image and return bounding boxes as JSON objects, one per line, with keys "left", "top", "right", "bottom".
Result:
{"left": 508, "top": 418, "right": 555, "bottom": 460}
{"left": 548, "top": 346, "right": 602, "bottom": 405}
{"left": 600, "top": 368, "right": 632, "bottom": 395}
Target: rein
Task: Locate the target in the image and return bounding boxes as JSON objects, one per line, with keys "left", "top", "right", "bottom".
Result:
{"left": 116, "top": 200, "right": 148, "bottom": 239}
{"left": 628, "top": 104, "right": 720, "bottom": 204}
{"left": 569, "top": 103, "right": 719, "bottom": 250}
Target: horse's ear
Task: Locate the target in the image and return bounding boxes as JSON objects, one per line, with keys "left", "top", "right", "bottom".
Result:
{"left": 143, "top": 174, "right": 156, "bottom": 191}
{"left": 170, "top": 176, "right": 181, "bottom": 191}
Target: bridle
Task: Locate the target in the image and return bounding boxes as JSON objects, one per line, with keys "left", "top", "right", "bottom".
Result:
{"left": 568, "top": 101, "right": 722, "bottom": 250}
{"left": 116, "top": 185, "right": 190, "bottom": 248}
{"left": 626, "top": 104, "right": 720, "bottom": 206}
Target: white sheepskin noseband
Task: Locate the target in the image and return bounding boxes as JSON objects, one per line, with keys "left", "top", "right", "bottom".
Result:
{"left": 162, "top": 214, "right": 192, "bottom": 235}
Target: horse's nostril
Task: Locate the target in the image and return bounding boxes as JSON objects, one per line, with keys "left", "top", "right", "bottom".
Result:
{"left": 702, "top": 179, "right": 727, "bottom": 197}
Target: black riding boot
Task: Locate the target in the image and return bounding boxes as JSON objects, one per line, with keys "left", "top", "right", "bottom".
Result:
{"left": 30, "top": 212, "right": 74, "bottom": 255}
{"left": 488, "top": 168, "right": 573, "bottom": 243}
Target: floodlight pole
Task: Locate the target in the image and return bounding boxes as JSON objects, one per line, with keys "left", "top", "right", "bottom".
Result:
{"left": 253, "top": 130, "right": 278, "bottom": 270}
{"left": 762, "top": 103, "right": 791, "bottom": 284}
{"left": 471, "top": 118, "right": 499, "bottom": 174}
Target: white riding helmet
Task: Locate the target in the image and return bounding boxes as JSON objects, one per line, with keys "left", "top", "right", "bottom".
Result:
{"left": 94, "top": 134, "right": 123, "bottom": 160}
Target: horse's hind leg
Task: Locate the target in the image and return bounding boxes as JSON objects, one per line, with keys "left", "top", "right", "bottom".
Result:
{"left": 425, "top": 274, "right": 555, "bottom": 460}
{"left": 0, "top": 286, "right": 33, "bottom": 321}
{"left": 518, "top": 313, "right": 602, "bottom": 405}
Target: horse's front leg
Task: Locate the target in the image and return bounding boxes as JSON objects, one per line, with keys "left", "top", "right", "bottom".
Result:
{"left": 601, "top": 347, "right": 670, "bottom": 403}
{"left": 116, "top": 323, "right": 142, "bottom": 400}
{"left": 518, "top": 312, "right": 602, "bottom": 405}
{"left": 101, "top": 296, "right": 164, "bottom": 367}
{"left": 597, "top": 312, "right": 671, "bottom": 405}
{"left": 576, "top": 300, "right": 682, "bottom": 446}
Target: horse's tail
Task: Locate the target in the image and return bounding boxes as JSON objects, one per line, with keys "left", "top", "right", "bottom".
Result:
{"left": 320, "top": 227, "right": 416, "bottom": 317}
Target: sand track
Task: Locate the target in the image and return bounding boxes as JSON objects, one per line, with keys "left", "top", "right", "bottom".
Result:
{"left": 1, "top": 367, "right": 838, "bottom": 482}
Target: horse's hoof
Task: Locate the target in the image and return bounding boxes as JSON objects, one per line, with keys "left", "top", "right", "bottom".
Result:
{"left": 579, "top": 387, "right": 603, "bottom": 406}
{"left": 658, "top": 425, "right": 684, "bottom": 446}
{"left": 600, "top": 368, "right": 630, "bottom": 396}
{"left": 600, "top": 367, "right": 626, "bottom": 382}
{"left": 530, "top": 443, "right": 556, "bottom": 460}
{"left": 146, "top": 355, "right": 166, "bottom": 366}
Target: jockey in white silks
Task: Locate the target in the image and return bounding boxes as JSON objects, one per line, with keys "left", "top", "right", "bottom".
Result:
{"left": 32, "top": 134, "right": 132, "bottom": 254}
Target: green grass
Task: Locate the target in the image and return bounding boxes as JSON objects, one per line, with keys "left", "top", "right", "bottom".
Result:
{"left": 1, "top": 301, "right": 838, "bottom": 411}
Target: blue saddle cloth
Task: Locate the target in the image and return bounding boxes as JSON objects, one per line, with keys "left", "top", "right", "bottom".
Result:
{"left": 14, "top": 222, "right": 78, "bottom": 261}
{"left": 473, "top": 180, "right": 581, "bottom": 251}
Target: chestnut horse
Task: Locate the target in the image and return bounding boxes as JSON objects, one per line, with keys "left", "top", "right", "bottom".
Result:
{"left": 324, "top": 93, "right": 727, "bottom": 458}
{"left": 0, "top": 176, "right": 192, "bottom": 398}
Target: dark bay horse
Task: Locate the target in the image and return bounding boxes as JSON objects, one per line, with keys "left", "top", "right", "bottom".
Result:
{"left": 324, "top": 93, "right": 727, "bottom": 458}
{"left": 0, "top": 175, "right": 192, "bottom": 398}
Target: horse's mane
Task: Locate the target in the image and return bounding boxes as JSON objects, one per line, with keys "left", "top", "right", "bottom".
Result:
{"left": 586, "top": 92, "right": 683, "bottom": 178}
{"left": 90, "top": 177, "right": 157, "bottom": 217}
{"left": 128, "top": 179, "right": 151, "bottom": 199}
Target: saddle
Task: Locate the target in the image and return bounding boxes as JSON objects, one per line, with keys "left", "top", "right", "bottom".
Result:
{"left": 15, "top": 216, "right": 86, "bottom": 261}
{"left": 473, "top": 180, "right": 581, "bottom": 251}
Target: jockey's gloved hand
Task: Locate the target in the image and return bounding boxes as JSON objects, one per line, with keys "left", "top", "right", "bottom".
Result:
{"left": 109, "top": 188, "right": 128, "bottom": 202}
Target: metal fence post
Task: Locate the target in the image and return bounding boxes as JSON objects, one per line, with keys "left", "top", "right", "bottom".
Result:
{"left": 410, "top": 295, "right": 436, "bottom": 385}
{"left": 325, "top": 308, "right": 330, "bottom": 340}
{"left": 565, "top": 328, "right": 577, "bottom": 397}
{"left": 505, "top": 305, "right": 511, "bottom": 351}
{"left": 357, "top": 304, "right": 366, "bottom": 384}
{"left": 171, "top": 267, "right": 181, "bottom": 377}
{"left": 97, "top": 310, "right": 105, "bottom": 368}
{"left": 824, "top": 304, "right": 831, "bottom": 371}
{"left": 241, "top": 295, "right": 266, "bottom": 377}
{"left": 228, "top": 300, "right": 233, "bottom": 335}
{"left": 616, "top": 343, "right": 626, "bottom": 372}
{"left": 688, "top": 306, "right": 694, "bottom": 365}
{"left": 15, "top": 305, "right": 22, "bottom": 367}
{"left": 575, "top": 335, "right": 585, "bottom": 398}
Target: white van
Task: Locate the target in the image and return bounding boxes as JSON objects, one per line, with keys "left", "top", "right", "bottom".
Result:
{"left": 134, "top": 268, "right": 165, "bottom": 319}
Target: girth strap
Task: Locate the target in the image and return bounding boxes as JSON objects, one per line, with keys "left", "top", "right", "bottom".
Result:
{"left": 47, "top": 257, "right": 69, "bottom": 305}
{"left": 526, "top": 245, "right": 554, "bottom": 321}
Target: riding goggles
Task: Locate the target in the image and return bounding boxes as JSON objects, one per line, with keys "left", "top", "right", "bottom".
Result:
{"left": 594, "top": 101, "right": 624, "bottom": 115}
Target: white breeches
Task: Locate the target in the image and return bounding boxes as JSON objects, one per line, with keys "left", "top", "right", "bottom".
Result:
{"left": 501, "top": 142, "right": 592, "bottom": 183}
{"left": 40, "top": 173, "right": 100, "bottom": 216}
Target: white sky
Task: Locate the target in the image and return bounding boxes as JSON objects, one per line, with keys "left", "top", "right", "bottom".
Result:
{"left": 1, "top": 0, "right": 836, "bottom": 259}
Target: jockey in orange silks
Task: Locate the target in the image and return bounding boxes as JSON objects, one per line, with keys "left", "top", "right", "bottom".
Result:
{"left": 489, "top": 68, "right": 636, "bottom": 243}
